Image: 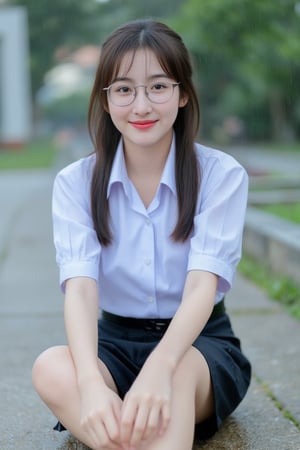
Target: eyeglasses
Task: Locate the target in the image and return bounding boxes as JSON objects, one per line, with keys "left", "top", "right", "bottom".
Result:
{"left": 103, "top": 80, "right": 180, "bottom": 106}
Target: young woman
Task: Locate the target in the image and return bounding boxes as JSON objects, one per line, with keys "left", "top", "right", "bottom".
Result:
{"left": 32, "top": 19, "right": 251, "bottom": 450}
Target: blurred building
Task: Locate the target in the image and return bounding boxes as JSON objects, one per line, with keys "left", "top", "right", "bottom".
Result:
{"left": 0, "top": 7, "right": 32, "bottom": 147}
{"left": 36, "top": 45, "right": 100, "bottom": 132}
{"left": 36, "top": 45, "right": 100, "bottom": 106}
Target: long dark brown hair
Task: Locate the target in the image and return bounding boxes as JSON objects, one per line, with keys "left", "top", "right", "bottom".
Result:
{"left": 88, "top": 19, "right": 200, "bottom": 246}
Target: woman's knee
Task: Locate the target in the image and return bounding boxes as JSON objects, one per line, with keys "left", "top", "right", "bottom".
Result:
{"left": 32, "top": 345, "right": 75, "bottom": 404}
{"left": 172, "top": 347, "right": 204, "bottom": 388}
{"left": 172, "top": 348, "right": 214, "bottom": 415}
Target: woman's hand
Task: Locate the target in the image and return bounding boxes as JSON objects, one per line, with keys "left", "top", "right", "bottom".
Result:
{"left": 79, "top": 376, "right": 123, "bottom": 449}
{"left": 120, "top": 354, "right": 173, "bottom": 449}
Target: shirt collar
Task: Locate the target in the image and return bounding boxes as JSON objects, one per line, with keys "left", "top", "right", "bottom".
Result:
{"left": 160, "top": 134, "right": 176, "bottom": 196}
{"left": 107, "top": 140, "right": 130, "bottom": 198}
{"left": 107, "top": 134, "right": 177, "bottom": 198}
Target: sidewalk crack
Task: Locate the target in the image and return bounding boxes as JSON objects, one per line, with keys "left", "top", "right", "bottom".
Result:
{"left": 254, "top": 373, "right": 300, "bottom": 431}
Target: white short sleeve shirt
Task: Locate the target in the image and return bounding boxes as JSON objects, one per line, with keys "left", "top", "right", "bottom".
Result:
{"left": 52, "top": 138, "right": 248, "bottom": 318}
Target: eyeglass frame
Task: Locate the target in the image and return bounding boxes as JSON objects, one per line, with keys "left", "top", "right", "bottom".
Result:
{"left": 103, "top": 81, "right": 181, "bottom": 106}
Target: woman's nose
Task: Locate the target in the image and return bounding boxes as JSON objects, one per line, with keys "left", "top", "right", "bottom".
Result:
{"left": 132, "top": 86, "right": 152, "bottom": 112}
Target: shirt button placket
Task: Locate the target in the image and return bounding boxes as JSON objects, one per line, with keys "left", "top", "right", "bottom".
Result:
{"left": 143, "top": 216, "right": 156, "bottom": 312}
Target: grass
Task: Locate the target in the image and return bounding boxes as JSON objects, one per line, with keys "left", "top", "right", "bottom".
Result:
{"left": 262, "top": 203, "right": 300, "bottom": 225}
{"left": 243, "top": 140, "right": 300, "bottom": 318}
{"left": 238, "top": 253, "right": 300, "bottom": 321}
{"left": 0, "top": 138, "right": 57, "bottom": 170}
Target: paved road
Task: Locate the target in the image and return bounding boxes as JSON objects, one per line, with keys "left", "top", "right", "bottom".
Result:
{"left": 0, "top": 146, "right": 299, "bottom": 449}
{"left": 227, "top": 145, "right": 300, "bottom": 179}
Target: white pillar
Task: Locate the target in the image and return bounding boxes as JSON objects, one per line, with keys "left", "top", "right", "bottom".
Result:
{"left": 0, "top": 7, "right": 32, "bottom": 145}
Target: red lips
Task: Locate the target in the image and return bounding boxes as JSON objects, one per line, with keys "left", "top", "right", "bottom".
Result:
{"left": 129, "top": 120, "right": 158, "bottom": 130}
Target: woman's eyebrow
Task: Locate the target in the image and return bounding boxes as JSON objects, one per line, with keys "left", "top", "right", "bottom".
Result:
{"left": 148, "top": 74, "right": 170, "bottom": 80}
{"left": 113, "top": 74, "right": 170, "bottom": 83}
{"left": 113, "top": 76, "right": 131, "bottom": 82}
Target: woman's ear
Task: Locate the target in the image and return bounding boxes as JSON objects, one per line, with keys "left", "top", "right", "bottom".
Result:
{"left": 103, "top": 100, "right": 110, "bottom": 113}
{"left": 179, "top": 93, "right": 188, "bottom": 108}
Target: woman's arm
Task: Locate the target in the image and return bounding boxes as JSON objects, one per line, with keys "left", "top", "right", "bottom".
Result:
{"left": 64, "top": 277, "right": 101, "bottom": 385}
{"left": 120, "top": 269, "right": 217, "bottom": 446}
{"left": 64, "top": 277, "right": 122, "bottom": 448}
{"left": 52, "top": 165, "right": 123, "bottom": 446}
{"left": 152, "top": 269, "right": 217, "bottom": 367}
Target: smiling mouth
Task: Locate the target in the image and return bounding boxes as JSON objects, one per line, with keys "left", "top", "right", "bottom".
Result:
{"left": 129, "top": 120, "right": 158, "bottom": 130}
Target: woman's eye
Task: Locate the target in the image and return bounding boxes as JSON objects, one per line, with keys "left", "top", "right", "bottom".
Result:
{"left": 152, "top": 83, "right": 166, "bottom": 91}
{"left": 115, "top": 85, "right": 133, "bottom": 94}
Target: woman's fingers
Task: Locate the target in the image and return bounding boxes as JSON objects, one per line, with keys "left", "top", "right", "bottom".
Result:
{"left": 158, "top": 400, "right": 171, "bottom": 435}
{"left": 121, "top": 395, "right": 170, "bottom": 447}
{"left": 82, "top": 417, "right": 111, "bottom": 449}
{"left": 120, "top": 397, "right": 137, "bottom": 443}
{"left": 140, "top": 402, "right": 160, "bottom": 441}
{"left": 104, "top": 401, "right": 122, "bottom": 444}
{"left": 87, "top": 420, "right": 121, "bottom": 449}
{"left": 81, "top": 401, "right": 122, "bottom": 449}
{"left": 128, "top": 402, "right": 151, "bottom": 445}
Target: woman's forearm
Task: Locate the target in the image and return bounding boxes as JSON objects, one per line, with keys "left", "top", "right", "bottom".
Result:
{"left": 151, "top": 270, "right": 217, "bottom": 371}
{"left": 64, "top": 277, "right": 104, "bottom": 387}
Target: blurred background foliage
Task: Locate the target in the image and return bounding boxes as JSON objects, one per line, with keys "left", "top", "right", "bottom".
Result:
{"left": 5, "top": 0, "right": 300, "bottom": 144}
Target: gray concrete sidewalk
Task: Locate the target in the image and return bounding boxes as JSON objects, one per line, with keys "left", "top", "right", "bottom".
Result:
{"left": 226, "top": 145, "right": 300, "bottom": 180}
{"left": 0, "top": 167, "right": 299, "bottom": 450}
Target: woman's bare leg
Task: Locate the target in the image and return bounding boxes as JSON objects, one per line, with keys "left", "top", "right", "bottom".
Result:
{"left": 32, "top": 345, "right": 121, "bottom": 450}
{"left": 32, "top": 345, "right": 213, "bottom": 450}
{"left": 142, "top": 347, "right": 214, "bottom": 450}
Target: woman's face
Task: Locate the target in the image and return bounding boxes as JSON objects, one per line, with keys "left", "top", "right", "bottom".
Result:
{"left": 105, "top": 49, "right": 187, "bottom": 155}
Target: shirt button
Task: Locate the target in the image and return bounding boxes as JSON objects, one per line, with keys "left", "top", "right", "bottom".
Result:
{"left": 145, "top": 218, "right": 151, "bottom": 226}
{"left": 148, "top": 296, "right": 154, "bottom": 303}
{"left": 144, "top": 258, "right": 151, "bottom": 265}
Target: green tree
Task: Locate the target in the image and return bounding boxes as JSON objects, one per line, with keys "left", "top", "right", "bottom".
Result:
{"left": 171, "top": 0, "right": 300, "bottom": 141}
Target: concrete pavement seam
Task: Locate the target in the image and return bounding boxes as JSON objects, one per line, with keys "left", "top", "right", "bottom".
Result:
{"left": 254, "top": 373, "right": 300, "bottom": 431}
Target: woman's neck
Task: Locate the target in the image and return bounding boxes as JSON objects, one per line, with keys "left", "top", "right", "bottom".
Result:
{"left": 123, "top": 134, "right": 172, "bottom": 179}
{"left": 122, "top": 135, "right": 172, "bottom": 208}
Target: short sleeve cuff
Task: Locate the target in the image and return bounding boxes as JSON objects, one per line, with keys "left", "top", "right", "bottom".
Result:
{"left": 187, "top": 254, "right": 233, "bottom": 293}
{"left": 59, "top": 260, "right": 99, "bottom": 293}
